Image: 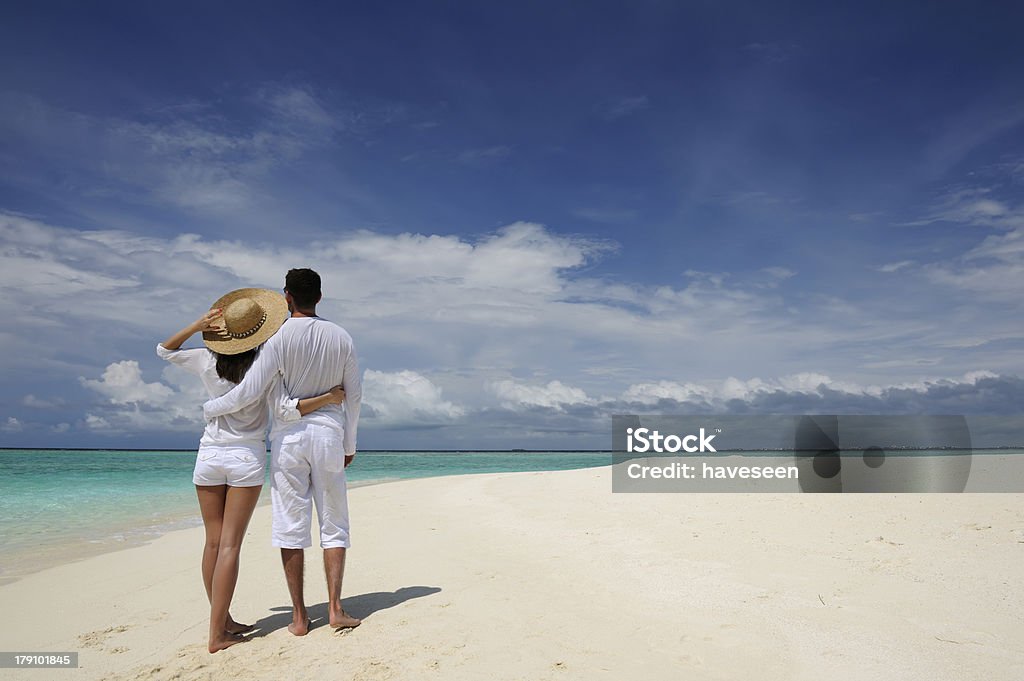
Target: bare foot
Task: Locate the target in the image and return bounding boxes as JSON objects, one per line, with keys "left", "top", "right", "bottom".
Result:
{"left": 209, "top": 633, "right": 247, "bottom": 654}
{"left": 225, "top": 617, "right": 254, "bottom": 635}
{"left": 330, "top": 609, "right": 362, "bottom": 630}
{"left": 287, "top": 618, "right": 310, "bottom": 636}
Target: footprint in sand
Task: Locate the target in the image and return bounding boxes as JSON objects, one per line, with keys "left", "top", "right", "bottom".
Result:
{"left": 78, "top": 624, "right": 131, "bottom": 649}
{"left": 353, "top": 659, "right": 395, "bottom": 681}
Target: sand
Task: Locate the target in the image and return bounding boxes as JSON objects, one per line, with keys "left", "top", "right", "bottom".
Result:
{"left": 1, "top": 467, "right": 1022, "bottom": 680}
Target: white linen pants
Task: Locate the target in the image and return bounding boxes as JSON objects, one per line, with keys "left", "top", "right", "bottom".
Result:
{"left": 270, "top": 423, "right": 350, "bottom": 549}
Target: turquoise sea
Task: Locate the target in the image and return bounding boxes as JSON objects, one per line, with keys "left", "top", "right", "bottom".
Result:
{"left": 0, "top": 449, "right": 609, "bottom": 583}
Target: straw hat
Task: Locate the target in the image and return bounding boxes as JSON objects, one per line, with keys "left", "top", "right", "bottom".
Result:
{"left": 202, "top": 288, "right": 289, "bottom": 355}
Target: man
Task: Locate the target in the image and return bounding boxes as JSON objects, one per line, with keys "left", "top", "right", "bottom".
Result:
{"left": 203, "top": 268, "right": 362, "bottom": 635}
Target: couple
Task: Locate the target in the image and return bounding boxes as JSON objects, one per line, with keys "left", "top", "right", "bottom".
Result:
{"left": 157, "top": 268, "right": 362, "bottom": 653}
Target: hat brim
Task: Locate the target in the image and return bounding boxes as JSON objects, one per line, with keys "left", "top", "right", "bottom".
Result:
{"left": 202, "top": 288, "right": 289, "bottom": 355}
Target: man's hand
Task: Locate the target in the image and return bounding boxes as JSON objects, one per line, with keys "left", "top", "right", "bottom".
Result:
{"left": 344, "top": 453, "right": 355, "bottom": 468}
{"left": 327, "top": 385, "right": 346, "bottom": 405}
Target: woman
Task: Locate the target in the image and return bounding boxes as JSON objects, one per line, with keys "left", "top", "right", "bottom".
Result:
{"left": 158, "top": 288, "right": 343, "bottom": 653}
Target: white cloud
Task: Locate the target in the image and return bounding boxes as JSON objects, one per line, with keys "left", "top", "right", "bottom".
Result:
{"left": 363, "top": 369, "right": 464, "bottom": 425}
{"left": 624, "top": 373, "right": 850, "bottom": 404}
{"left": 80, "top": 360, "right": 175, "bottom": 405}
{"left": 924, "top": 259, "right": 1024, "bottom": 299}
{"left": 622, "top": 380, "right": 714, "bottom": 404}
{"left": 6, "top": 208, "right": 1024, "bottom": 443}
{"left": 79, "top": 361, "right": 466, "bottom": 433}
{"left": 260, "top": 84, "right": 339, "bottom": 133}
{"left": 907, "top": 187, "right": 1024, "bottom": 230}
{"left": 452, "top": 371, "right": 1024, "bottom": 447}
{"left": 22, "top": 394, "right": 62, "bottom": 408}
{"left": 491, "top": 379, "right": 594, "bottom": 410}
{"left": 2, "top": 210, "right": 998, "bottom": 402}
{"left": 1, "top": 417, "right": 22, "bottom": 432}
{"left": 84, "top": 414, "right": 111, "bottom": 430}
{"left": 0, "top": 87, "right": 371, "bottom": 218}
{"left": 877, "top": 260, "right": 914, "bottom": 273}
{"left": 620, "top": 371, "right": 1008, "bottom": 407}
{"left": 79, "top": 360, "right": 203, "bottom": 433}
{"left": 760, "top": 266, "right": 795, "bottom": 280}
{"left": 861, "top": 358, "right": 941, "bottom": 369}
{"left": 963, "top": 227, "right": 1024, "bottom": 262}
{"left": 899, "top": 173, "right": 1024, "bottom": 303}
{"left": 923, "top": 226, "right": 1024, "bottom": 300}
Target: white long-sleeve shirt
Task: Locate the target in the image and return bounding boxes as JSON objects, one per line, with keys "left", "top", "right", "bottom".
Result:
{"left": 202, "top": 316, "right": 361, "bottom": 454}
{"left": 156, "top": 344, "right": 301, "bottom": 447}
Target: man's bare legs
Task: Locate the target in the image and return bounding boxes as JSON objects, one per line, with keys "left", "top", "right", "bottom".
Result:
{"left": 196, "top": 486, "right": 255, "bottom": 640}
{"left": 281, "top": 548, "right": 309, "bottom": 635}
{"left": 324, "top": 547, "right": 361, "bottom": 629}
{"left": 280, "top": 547, "right": 360, "bottom": 634}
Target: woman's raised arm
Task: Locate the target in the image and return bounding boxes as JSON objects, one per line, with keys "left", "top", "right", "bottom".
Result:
{"left": 162, "top": 309, "right": 223, "bottom": 350}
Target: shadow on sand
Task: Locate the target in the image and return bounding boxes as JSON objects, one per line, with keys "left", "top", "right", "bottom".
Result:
{"left": 250, "top": 585, "right": 442, "bottom": 637}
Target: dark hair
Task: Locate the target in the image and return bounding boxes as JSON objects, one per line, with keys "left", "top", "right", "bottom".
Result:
{"left": 214, "top": 346, "right": 260, "bottom": 384}
{"left": 285, "top": 268, "right": 321, "bottom": 310}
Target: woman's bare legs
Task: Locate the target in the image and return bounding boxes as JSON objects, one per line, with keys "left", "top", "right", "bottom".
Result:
{"left": 196, "top": 486, "right": 230, "bottom": 621}
{"left": 206, "top": 485, "right": 262, "bottom": 653}
{"left": 196, "top": 485, "right": 261, "bottom": 650}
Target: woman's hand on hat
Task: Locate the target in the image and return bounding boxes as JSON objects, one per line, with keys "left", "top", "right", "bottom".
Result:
{"left": 161, "top": 308, "right": 225, "bottom": 351}
{"left": 327, "top": 385, "right": 346, "bottom": 404}
{"left": 193, "top": 308, "right": 223, "bottom": 334}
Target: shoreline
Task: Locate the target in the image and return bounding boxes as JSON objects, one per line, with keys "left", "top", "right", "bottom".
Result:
{"left": 2, "top": 448, "right": 1019, "bottom": 585}
{"left": 0, "top": 475, "right": 407, "bottom": 586}
{"left": 0, "top": 448, "right": 606, "bottom": 585}
{"left": 1, "top": 467, "right": 1022, "bottom": 680}
{"left": 0, "top": 449, "right": 610, "bottom": 586}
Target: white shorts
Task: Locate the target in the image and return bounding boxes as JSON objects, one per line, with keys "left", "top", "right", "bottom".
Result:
{"left": 193, "top": 442, "right": 266, "bottom": 487}
{"left": 270, "top": 423, "right": 350, "bottom": 549}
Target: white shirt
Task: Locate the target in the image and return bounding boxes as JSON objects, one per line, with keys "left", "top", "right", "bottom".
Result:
{"left": 156, "top": 344, "right": 301, "bottom": 447}
{"left": 202, "top": 316, "right": 361, "bottom": 454}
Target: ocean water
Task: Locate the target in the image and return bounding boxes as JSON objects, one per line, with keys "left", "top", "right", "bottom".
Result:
{"left": 0, "top": 449, "right": 608, "bottom": 583}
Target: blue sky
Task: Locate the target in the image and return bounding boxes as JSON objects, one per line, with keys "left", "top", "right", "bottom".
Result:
{"left": 2, "top": 1, "right": 1023, "bottom": 449}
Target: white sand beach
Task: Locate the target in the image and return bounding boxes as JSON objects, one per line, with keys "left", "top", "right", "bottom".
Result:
{"left": 1, "top": 467, "right": 1022, "bottom": 680}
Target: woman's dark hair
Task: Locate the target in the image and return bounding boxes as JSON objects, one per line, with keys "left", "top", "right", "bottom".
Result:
{"left": 214, "top": 345, "right": 261, "bottom": 384}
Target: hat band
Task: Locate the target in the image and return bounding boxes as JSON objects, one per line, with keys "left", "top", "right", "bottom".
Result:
{"left": 226, "top": 312, "right": 267, "bottom": 339}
